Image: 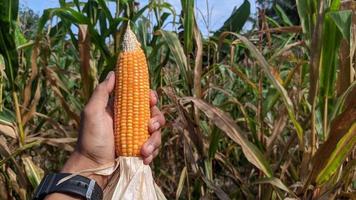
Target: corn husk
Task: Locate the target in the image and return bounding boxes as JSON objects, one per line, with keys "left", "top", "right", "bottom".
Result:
{"left": 103, "top": 157, "right": 166, "bottom": 200}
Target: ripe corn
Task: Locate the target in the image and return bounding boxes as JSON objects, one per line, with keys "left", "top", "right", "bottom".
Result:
{"left": 114, "top": 26, "right": 150, "bottom": 156}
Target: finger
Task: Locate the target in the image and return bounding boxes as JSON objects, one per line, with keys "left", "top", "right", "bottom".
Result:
{"left": 106, "top": 95, "right": 114, "bottom": 117}
{"left": 148, "top": 107, "right": 166, "bottom": 133}
{"left": 150, "top": 90, "right": 158, "bottom": 107}
{"left": 143, "top": 149, "right": 159, "bottom": 165}
{"left": 143, "top": 154, "right": 153, "bottom": 165}
{"left": 141, "top": 131, "right": 161, "bottom": 157}
{"left": 86, "top": 71, "right": 115, "bottom": 110}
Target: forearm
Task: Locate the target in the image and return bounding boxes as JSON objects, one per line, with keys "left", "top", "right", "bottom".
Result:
{"left": 45, "top": 193, "right": 81, "bottom": 200}
{"left": 44, "top": 151, "right": 107, "bottom": 200}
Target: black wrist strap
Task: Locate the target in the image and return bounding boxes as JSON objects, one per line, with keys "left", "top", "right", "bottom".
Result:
{"left": 33, "top": 173, "right": 103, "bottom": 200}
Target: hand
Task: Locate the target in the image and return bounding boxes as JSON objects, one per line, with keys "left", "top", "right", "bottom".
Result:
{"left": 60, "top": 71, "right": 165, "bottom": 188}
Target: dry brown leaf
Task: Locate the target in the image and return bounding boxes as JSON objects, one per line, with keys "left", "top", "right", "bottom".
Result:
{"left": 175, "top": 166, "right": 187, "bottom": 200}
{"left": 0, "top": 123, "right": 17, "bottom": 139}
{"left": 79, "top": 24, "right": 95, "bottom": 101}
{"left": 7, "top": 168, "right": 26, "bottom": 200}
{"left": 0, "top": 136, "right": 28, "bottom": 188}
{"left": 200, "top": 175, "right": 231, "bottom": 200}
{"left": 0, "top": 136, "right": 11, "bottom": 157}
{"left": 266, "top": 107, "right": 288, "bottom": 153}
{"left": 308, "top": 103, "right": 356, "bottom": 185}
{"left": 27, "top": 136, "right": 77, "bottom": 152}
{"left": 182, "top": 97, "right": 273, "bottom": 177}
{"left": 0, "top": 173, "right": 9, "bottom": 200}
{"left": 22, "top": 81, "right": 41, "bottom": 125}
{"left": 256, "top": 26, "right": 303, "bottom": 34}
{"left": 193, "top": 19, "right": 203, "bottom": 99}
{"left": 162, "top": 87, "right": 206, "bottom": 157}
{"left": 22, "top": 44, "right": 39, "bottom": 113}
{"left": 271, "top": 67, "right": 284, "bottom": 85}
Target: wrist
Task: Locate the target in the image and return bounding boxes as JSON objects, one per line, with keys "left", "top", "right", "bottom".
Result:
{"left": 61, "top": 151, "right": 109, "bottom": 189}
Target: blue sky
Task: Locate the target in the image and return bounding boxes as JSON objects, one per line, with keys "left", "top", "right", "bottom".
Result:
{"left": 20, "top": 0, "right": 256, "bottom": 36}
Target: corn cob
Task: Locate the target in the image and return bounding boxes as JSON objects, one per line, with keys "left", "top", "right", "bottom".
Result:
{"left": 114, "top": 25, "right": 150, "bottom": 156}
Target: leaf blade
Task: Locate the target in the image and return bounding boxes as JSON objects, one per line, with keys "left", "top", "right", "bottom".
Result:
{"left": 183, "top": 97, "right": 273, "bottom": 177}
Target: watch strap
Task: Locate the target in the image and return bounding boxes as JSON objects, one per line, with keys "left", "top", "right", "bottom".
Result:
{"left": 33, "top": 173, "right": 103, "bottom": 200}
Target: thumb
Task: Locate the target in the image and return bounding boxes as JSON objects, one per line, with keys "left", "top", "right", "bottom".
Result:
{"left": 86, "top": 71, "right": 115, "bottom": 110}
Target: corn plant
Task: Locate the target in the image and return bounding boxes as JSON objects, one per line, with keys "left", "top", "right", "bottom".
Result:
{"left": 0, "top": 0, "right": 355, "bottom": 199}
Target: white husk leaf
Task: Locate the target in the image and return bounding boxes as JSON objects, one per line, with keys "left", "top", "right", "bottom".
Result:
{"left": 103, "top": 157, "right": 166, "bottom": 200}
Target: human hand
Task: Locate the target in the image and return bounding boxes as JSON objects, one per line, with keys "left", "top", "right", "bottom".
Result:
{"left": 60, "top": 71, "right": 165, "bottom": 188}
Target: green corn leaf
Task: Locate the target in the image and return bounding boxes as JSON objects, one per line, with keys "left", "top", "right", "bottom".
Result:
{"left": 275, "top": 4, "right": 293, "bottom": 26}
{"left": 0, "top": 0, "right": 19, "bottom": 89}
{"left": 132, "top": 2, "right": 152, "bottom": 23}
{"left": 181, "top": 0, "right": 194, "bottom": 54}
{"left": 330, "top": 82, "right": 356, "bottom": 121}
{"left": 37, "top": 8, "right": 89, "bottom": 34}
{"left": 319, "top": 14, "right": 341, "bottom": 101}
{"left": 157, "top": 30, "right": 191, "bottom": 92}
{"left": 0, "top": 0, "right": 18, "bottom": 24}
{"left": 328, "top": 10, "right": 352, "bottom": 42}
{"left": 14, "top": 25, "right": 27, "bottom": 47}
{"left": 221, "top": 32, "right": 304, "bottom": 147}
{"left": 296, "top": 0, "right": 317, "bottom": 44}
{"left": 97, "top": 0, "right": 113, "bottom": 21}
{"left": 208, "top": 127, "right": 221, "bottom": 160}
{"left": 316, "top": 123, "right": 356, "bottom": 185}
{"left": 215, "top": 0, "right": 250, "bottom": 36}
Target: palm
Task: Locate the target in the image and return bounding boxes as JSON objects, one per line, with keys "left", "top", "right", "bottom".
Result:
{"left": 78, "top": 108, "right": 116, "bottom": 165}
{"left": 76, "top": 73, "right": 165, "bottom": 166}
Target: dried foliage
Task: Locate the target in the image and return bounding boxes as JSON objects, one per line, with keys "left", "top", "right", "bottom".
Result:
{"left": 0, "top": 0, "right": 355, "bottom": 199}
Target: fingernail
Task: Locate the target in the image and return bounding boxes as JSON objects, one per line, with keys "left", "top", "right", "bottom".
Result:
{"left": 146, "top": 144, "right": 154, "bottom": 154}
{"left": 105, "top": 71, "right": 114, "bottom": 80}
{"left": 153, "top": 122, "right": 160, "bottom": 131}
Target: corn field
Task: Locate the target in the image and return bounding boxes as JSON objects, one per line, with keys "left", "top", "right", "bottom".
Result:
{"left": 0, "top": 0, "right": 355, "bottom": 199}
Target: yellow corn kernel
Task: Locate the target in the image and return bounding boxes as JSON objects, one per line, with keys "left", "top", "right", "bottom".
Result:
{"left": 114, "top": 26, "right": 150, "bottom": 157}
